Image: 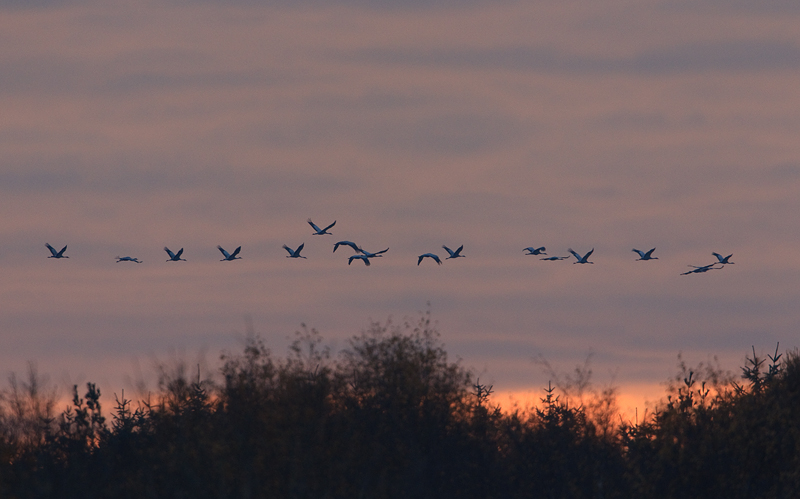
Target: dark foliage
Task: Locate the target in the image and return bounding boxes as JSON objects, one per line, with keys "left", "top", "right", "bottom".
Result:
{"left": 621, "top": 345, "right": 800, "bottom": 498}
{"left": 1, "top": 318, "right": 799, "bottom": 498}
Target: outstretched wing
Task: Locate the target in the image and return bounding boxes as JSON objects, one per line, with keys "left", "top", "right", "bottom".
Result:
{"left": 334, "top": 241, "right": 357, "bottom": 253}
{"left": 175, "top": 248, "right": 184, "bottom": 259}
{"left": 57, "top": 245, "right": 67, "bottom": 256}
{"left": 417, "top": 255, "right": 424, "bottom": 266}
{"left": 295, "top": 243, "right": 304, "bottom": 255}
{"left": 453, "top": 245, "right": 463, "bottom": 257}
{"left": 217, "top": 246, "right": 231, "bottom": 259}
{"left": 282, "top": 244, "right": 293, "bottom": 255}
{"left": 442, "top": 245, "right": 455, "bottom": 257}
{"left": 322, "top": 220, "right": 336, "bottom": 232}
{"left": 349, "top": 255, "right": 370, "bottom": 266}
{"left": 584, "top": 248, "right": 594, "bottom": 260}
{"left": 632, "top": 249, "right": 645, "bottom": 258}
{"left": 645, "top": 248, "right": 656, "bottom": 258}
{"left": 308, "top": 218, "right": 321, "bottom": 232}
{"left": 164, "top": 247, "right": 176, "bottom": 259}
{"left": 372, "top": 247, "right": 389, "bottom": 255}
{"left": 45, "top": 243, "right": 58, "bottom": 257}
{"left": 432, "top": 254, "right": 442, "bottom": 265}
{"left": 568, "top": 248, "right": 580, "bottom": 260}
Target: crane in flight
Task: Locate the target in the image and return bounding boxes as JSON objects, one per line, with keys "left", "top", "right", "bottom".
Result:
{"left": 443, "top": 245, "right": 465, "bottom": 259}
{"left": 333, "top": 241, "right": 360, "bottom": 253}
{"left": 45, "top": 243, "right": 68, "bottom": 259}
{"left": 348, "top": 254, "right": 370, "bottom": 266}
{"left": 712, "top": 252, "right": 734, "bottom": 264}
{"left": 568, "top": 248, "right": 594, "bottom": 264}
{"left": 116, "top": 256, "right": 142, "bottom": 263}
{"left": 283, "top": 243, "right": 307, "bottom": 259}
{"left": 540, "top": 255, "right": 569, "bottom": 261}
{"left": 308, "top": 218, "right": 335, "bottom": 235}
{"left": 359, "top": 247, "right": 389, "bottom": 258}
{"left": 632, "top": 248, "right": 658, "bottom": 261}
{"left": 524, "top": 247, "right": 546, "bottom": 256}
{"left": 681, "top": 263, "right": 723, "bottom": 275}
{"left": 417, "top": 253, "right": 442, "bottom": 266}
{"left": 218, "top": 246, "right": 242, "bottom": 261}
{"left": 164, "top": 247, "right": 186, "bottom": 262}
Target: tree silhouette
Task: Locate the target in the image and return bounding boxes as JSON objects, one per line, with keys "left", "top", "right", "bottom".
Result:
{"left": 0, "top": 320, "right": 799, "bottom": 498}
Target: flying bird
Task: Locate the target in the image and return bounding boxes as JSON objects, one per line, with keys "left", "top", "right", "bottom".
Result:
{"left": 164, "top": 247, "right": 186, "bottom": 262}
{"left": 417, "top": 253, "right": 442, "bottom": 266}
{"left": 308, "top": 218, "right": 335, "bottom": 235}
{"left": 712, "top": 252, "right": 734, "bottom": 264}
{"left": 116, "top": 256, "right": 142, "bottom": 263}
{"left": 540, "top": 256, "right": 569, "bottom": 261}
{"left": 348, "top": 254, "right": 370, "bottom": 266}
{"left": 568, "top": 248, "right": 594, "bottom": 264}
{"left": 681, "top": 263, "right": 723, "bottom": 275}
{"left": 633, "top": 248, "right": 658, "bottom": 261}
{"left": 443, "top": 245, "right": 465, "bottom": 259}
{"left": 333, "top": 241, "right": 360, "bottom": 253}
{"left": 283, "top": 243, "right": 307, "bottom": 259}
{"left": 359, "top": 247, "right": 389, "bottom": 258}
{"left": 45, "top": 243, "right": 68, "bottom": 259}
{"left": 218, "top": 246, "right": 242, "bottom": 261}
{"left": 524, "top": 247, "right": 547, "bottom": 256}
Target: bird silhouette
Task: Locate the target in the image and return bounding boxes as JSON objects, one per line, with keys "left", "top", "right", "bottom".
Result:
{"left": 681, "top": 263, "right": 723, "bottom": 275}
{"left": 633, "top": 248, "right": 658, "bottom": 261}
{"left": 45, "top": 243, "right": 68, "bottom": 259}
{"left": 524, "top": 247, "right": 546, "bottom": 256}
{"left": 568, "top": 248, "right": 594, "bottom": 264}
{"left": 164, "top": 247, "right": 186, "bottom": 262}
{"left": 116, "top": 256, "right": 142, "bottom": 263}
{"left": 359, "top": 247, "right": 389, "bottom": 258}
{"left": 308, "top": 218, "right": 335, "bottom": 235}
{"left": 712, "top": 252, "right": 734, "bottom": 264}
{"left": 283, "top": 243, "right": 307, "bottom": 259}
{"left": 540, "top": 255, "right": 569, "bottom": 261}
{"left": 333, "top": 241, "right": 360, "bottom": 253}
{"left": 443, "top": 245, "right": 465, "bottom": 259}
{"left": 348, "top": 254, "right": 370, "bottom": 266}
{"left": 218, "top": 246, "right": 242, "bottom": 261}
{"left": 417, "top": 253, "right": 442, "bottom": 266}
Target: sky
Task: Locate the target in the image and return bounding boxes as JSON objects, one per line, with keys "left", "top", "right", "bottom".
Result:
{"left": 2, "top": 0, "right": 800, "bottom": 412}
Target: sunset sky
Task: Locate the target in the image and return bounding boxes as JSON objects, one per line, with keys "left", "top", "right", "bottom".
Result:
{"left": 2, "top": 0, "right": 800, "bottom": 411}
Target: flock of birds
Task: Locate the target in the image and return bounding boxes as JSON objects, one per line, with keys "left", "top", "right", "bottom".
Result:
{"left": 44, "top": 218, "right": 735, "bottom": 275}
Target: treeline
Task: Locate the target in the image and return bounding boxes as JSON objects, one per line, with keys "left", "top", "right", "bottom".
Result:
{"left": 0, "top": 315, "right": 799, "bottom": 498}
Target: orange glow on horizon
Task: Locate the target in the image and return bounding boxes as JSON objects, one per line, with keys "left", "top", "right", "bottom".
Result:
{"left": 493, "top": 383, "right": 667, "bottom": 424}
